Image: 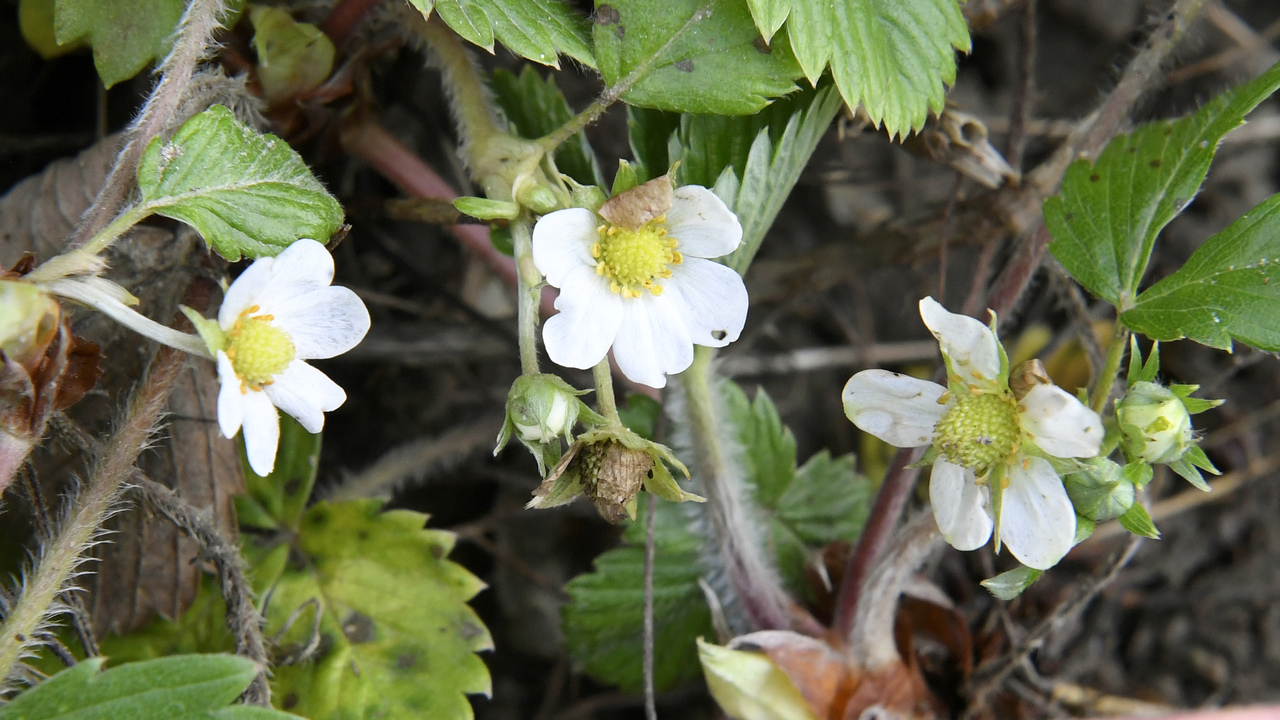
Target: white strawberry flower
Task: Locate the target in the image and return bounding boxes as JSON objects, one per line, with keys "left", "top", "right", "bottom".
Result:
{"left": 187, "top": 239, "right": 370, "bottom": 476}
{"left": 532, "top": 184, "right": 747, "bottom": 388}
{"left": 842, "top": 297, "right": 1103, "bottom": 569}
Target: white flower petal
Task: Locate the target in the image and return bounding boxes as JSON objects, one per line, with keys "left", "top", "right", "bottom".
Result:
{"left": 543, "top": 265, "right": 624, "bottom": 370}
{"left": 612, "top": 292, "right": 694, "bottom": 388}
{"left": 1001, "top": 456, "right": 1077, "bottom": 570}
{"left": 841, "top": 370, "right": 948, "bottom": 447}
{"left": 930, "top": 460, "right": 993, "bottom": 551}
{"left": 264, "top": 360, "right": 347, "bottom": 433}
{"left": 220, "top": 239, "right": 335, "bottom": 328}
{"left": 216, "top": 351, "right": 244, "bottom": 439}
{"left": 665, "top": 186, "right": 742, "bottom": 259}
{"left": 1018, "top": 384, "right": 1103, "bottom": 458}
{"left": 240, "top": 388, "right": 281, "bottom": 477}
{"left": 919, "top": 296, "right": 1001, "bottom": 389}
{"left": 666, "top": 257, "right": 747, "bottom": 347}
{"left": 532, "top": 208, "right": 598, "bottom": 288}
{"left": 269, "top": 287, "right": 371, "bottom": 359}
{"left": 218, "top": 256, "right": 277, "bottom": 328}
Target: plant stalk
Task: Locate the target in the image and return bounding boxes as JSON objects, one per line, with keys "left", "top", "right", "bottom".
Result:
{"left": 511, "top": 219, "right": 543, "bottom": 375}
{"left": 679, "top": 347, "right": 791, "bottom": 631}
{"left": 593, "top": 359, "right": 621, "bottom": 423}
{"left": 0, "top": 349, "right": 183, "bottom": 687}
{"left": 1091, "top": 321, "right": 1129, "bottom": 414}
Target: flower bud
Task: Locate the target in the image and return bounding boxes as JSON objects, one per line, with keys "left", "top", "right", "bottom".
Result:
{"left": 505, "top": 373, "right": 582, "bottom": 444}
{"left": 1064, "top": 458, "right": 1135, "bottom": 521}
{"left": 1116, "top": 381, "right": 1193, "bottom": 464}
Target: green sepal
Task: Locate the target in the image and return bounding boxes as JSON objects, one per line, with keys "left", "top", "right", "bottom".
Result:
{"left": 180, "top": 305, "right": 227, "bottom": 355}
{"left": 611, "top": 160, "right": 640, "bottom": 197}
{"left": 1118, "top": 502, "right": 1160, "bottom": 539}
{"left": 910, "top": 445, "right": 940, "bottom": 469}
{"left": 1171, "top": 385, "right": 1223, "bottom": 414}
{"left": 1168, "top": 445, "right": 1219, "bottom": 491}
{"left": 980, "top": 565, "right": 1043, "bottom": 600}
{"left": 453, "top": 196, "right": 520, "bottom": 220}
{"left": 1074, "top": 514, "right": 1096, "bottom": 545}
{"left": 489, "top": 224, "right": 514, "bottom": 256}
{"left": 987, "top": 463, "right": 1007, "bottom": 553}
{"left": 1122, "top": 460, "right": 1154, "bottom": 490}
{"left": 1126, "top": 336, "right": 1161, "bottom": 386}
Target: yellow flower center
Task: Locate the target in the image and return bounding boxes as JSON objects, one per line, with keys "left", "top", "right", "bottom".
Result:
{"left": 224, "top": 305, "right": 295, "bottom": 392}
{"left": 592, "top": 214, "right": 682, "bottom": 299}
{"left": 933, "top": 391, "right": 1021, "bottom": 475}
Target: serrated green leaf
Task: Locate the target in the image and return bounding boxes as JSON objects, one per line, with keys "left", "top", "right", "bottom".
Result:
{"left": 490, "top": 66, "right": 604, "bottom": 187}
{"left": 234, "top": 414, "right": 321, "bottom": 532}
{"left": 980, "top": 565, "right": 1043, "bottom": 600}
{"left": 783, "top": 0, "right": 968, "bottom": 137}
{"left": 54, "top": 0, "right": 184, "bottom": 88}
{"left": 136, "top": 105, "right": 344, "bottom": 261}
{"left": 724, "top": 380, "right": 871, "bottom": 595}
{"left": 745, "top": 0, "right": 790, "bottom": 41}
{"left": 431, "top": 0, "right": 594, "bottom": 68}
{"left": 0, "top": 655, "right": 300, "bottom": 720}
{"left": 1119, "top": 502, "right": 1160, "bottom": 539}
{"left": 593, "top": 0, "right": 802, "bottom": 116}
{"left": 262, "top": 501, "right": 492, "bottom": 720}
{"left": 562, "top": 496, "right": 714, "bottom": 692}
{"left": 1122, "top": 191, "right": 1280, "bottom": 351}
{"left": 1047, "top": 62, "right": 1280, "bottom": 309}
{"left": 724, "top": 382, "right": 796, "bottom": 505}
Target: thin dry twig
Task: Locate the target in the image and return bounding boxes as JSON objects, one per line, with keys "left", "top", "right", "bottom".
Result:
{"left": 965, "top": 537, "right": 1143, "bottom": 716}
{"left": 131, "top": 475, "right": 271, "bottom": 704}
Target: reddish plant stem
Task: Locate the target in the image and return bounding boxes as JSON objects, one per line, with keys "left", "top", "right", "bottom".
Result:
{"left": 832, "top": 445, "right": 924, "bottom": 640}
{"left": 340, "top": 115, "right": 557, "bottom": 317}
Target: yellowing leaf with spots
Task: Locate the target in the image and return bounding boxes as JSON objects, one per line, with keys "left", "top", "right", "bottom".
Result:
{"left": 250, "top": 500, "right": 492, "bottom": 720}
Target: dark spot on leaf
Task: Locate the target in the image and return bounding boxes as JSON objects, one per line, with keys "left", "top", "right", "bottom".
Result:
{"left": 461, "top": 621, "right": 486, "bottom": 640}
{"left": 736, "top": 641, "right": 763, "bottom": 652}
{"left": 675, "top": 59, "right": 695, "bottom": 73}
{"left": 284, "top": 693, "right": 299, "bottom": 709}
{"left": 711, "top": 329, "right": 727, "bottom": 340}
{"left": 309, "top": 507, "right": 329, "bottom": 526}
{"left": 753, "top": 36, "right": 771, "bottom": 54}
{"left": 1128, "top": 146, "right": 1137, "bottom": 153}
{"left": 1164, "top": 126, "right": 1174, "bottom": 135}
{"left": 1089, "top": 174, "right": 1100, "bottom": 183}
{"left": 358, "top": 530, "right": 368, "bottom": 541}
{"left": 397, "top": 653, "right": 418, "bottom": 670}
{"left": 284, "top": 478, "right": 301, "bottom": 496}
{"left": 1150, "top": 159, "right": 1162, "bottom": 168}
{"left": 1065, "top": 212, "right": 1075, "bottom": 221}
{"left": 430, "top": 543, "right": 445, "bottom": 559}
{"left": 616, "top": 25, "right": 625, "bottom": 39}
{"left": 288, "top": 548, "right": 308, "bottom": 571}
{"left": 594, "top": 4, "right": 619, "bottom": 24}
{"left": 342, "top": 612, "right": 376, "bottom": 643}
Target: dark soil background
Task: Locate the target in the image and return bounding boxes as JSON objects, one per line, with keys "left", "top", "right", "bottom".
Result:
{"left": 2, "top": 0, "right": 1279, "bottom": 717}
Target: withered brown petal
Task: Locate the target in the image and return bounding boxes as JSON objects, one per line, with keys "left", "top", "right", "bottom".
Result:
{"left": 52, "top": 336, "right": 103, "bottom": 411}
{"left": 597, "top": 175, "right": 674, "bottom": 231}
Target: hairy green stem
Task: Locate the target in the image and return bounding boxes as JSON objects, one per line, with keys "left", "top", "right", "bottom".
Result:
{"left": 593, "top": 359, "right": 621, "bottom": 423}
{"left": 680, "top": 347, "right": 792, "bottom": 631}
{"left": 511, "top": 219, "right": 542, "bottom": 375}
{"left": 26, "top": 206, "right": 149, "bottom": 284}
{"left": 1091, "top": 322, "right": 1130, "bottom": 414}
{"left": 0, "top": 349, "right": 183, "bottom": 687}
{"left": 539, "top": 1, "right": 714, "bottom": 155}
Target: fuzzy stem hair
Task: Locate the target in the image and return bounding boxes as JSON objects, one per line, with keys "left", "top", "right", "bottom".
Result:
{"left": 0, "top": 349, "right": 183, "bottom": 689}
{"left": 677, "top": 347, "right": 793, "bottom": 632}
{"left": 66, "top": 0, "right": 232, "bottom": 252}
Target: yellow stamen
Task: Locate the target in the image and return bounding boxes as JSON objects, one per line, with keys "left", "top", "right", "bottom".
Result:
{"left": 651, "top": 285, "right": 664, "bottom": 296}
{"left": 592, "top": 242, "right": 602, "bottom": 259}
